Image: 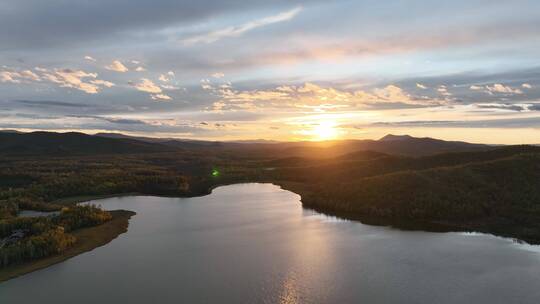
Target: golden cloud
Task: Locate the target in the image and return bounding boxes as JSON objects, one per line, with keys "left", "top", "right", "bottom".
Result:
{"left": 204, "top": 81, "right": 443, "bottom": 112}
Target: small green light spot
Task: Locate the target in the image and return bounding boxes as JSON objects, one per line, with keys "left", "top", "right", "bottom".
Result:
{"left": 212, "top": 169, "right": 220, "bottom": 177}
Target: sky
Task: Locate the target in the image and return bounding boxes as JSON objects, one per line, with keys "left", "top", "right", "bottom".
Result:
{"left": 1, "top": 0, "right": 540, "bottom": 143}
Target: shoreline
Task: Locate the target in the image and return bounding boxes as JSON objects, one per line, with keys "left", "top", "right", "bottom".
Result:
{"left": 2, "top": 182, "right": 539, "bottom": 284}
{"left": 0, "top": 209, "right": 135, "bottom": 283}
{"left": 52, "top": 193, "right": 140, "bottom": 205}
{"left": 50, "top": 182, "right": 251, "bottom": 206}
{"left": 50, "top": 182, "right": 540, "bottom": 245}
{"left": 269, "top": 181, "right": 540, "bottom": 245}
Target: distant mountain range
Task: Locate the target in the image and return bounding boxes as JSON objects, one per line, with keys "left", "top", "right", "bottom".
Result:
{"left": 378, "top": 134, "right": 415, "bottom": 141}
{"left": 0, "top": 131, "right": 174, "bottom": 156}
{"left": 94, "top": 132, "right": 226, "bottom": 149}
{"left": 0, "top": 131, "right": 494, "bottom": 157}
{"left": 269, "top": 134, "right": 490, "bottom": 157}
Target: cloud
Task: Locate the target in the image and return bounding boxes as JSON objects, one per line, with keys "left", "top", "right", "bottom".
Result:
{"left": 181, "top": 6, "right": 302, "bottom": 45}
{"left": 67, "top": 115, "right": 148, "bottom": 125}
{"left": 84, "top": 55, "right": 97, "bottom": 62}
{"left": 529, "top": 103, "right": 540, "bottom": 111}
{"left": 416, "top": 83, "right": 427, "bottom": 89}
{"left": 158, "top": 71, "right": 175, "bottom": 82}
{"left": 3, "top": 3, "right": 540, "bottom": 140}
{"left": 371, "top": 85, "right": 416, "bottom": 103}
{"left": 0, "top": 0, "right": 317, "bottom": 49}
{"left": 160, "top": 84, "right": 181, "bottom": 90}
{"left": 200, "top": 79, "right": 212, "bottom": 90}
{"left": 0, "top": 66, "right": 114, "bottom": 94}
{"left": 475, "top": 103, "right": 527, "bottom": 112}
{"left": 485, "top": 83, "right": 523, "bottom": 95}
{"left": 13, "top": 99, "right": 92, "bottom": 108}
{"left": 41, "top": 69, "right": 101, "bottom": 93}
{"left": 204, "top": 81, "right": 444, "bottom": 112}
{"left": 207, "top": 17, "right": 540, "bottom": 71}
{"left": 371, "top": 117, "right": 540, "bottom": 129}
{"left": 437, "top": 85, "right": 452, "bottom": 97}
{"left": 0, "top": 71, "right": 22, "bottom": 83}
{"left": 0, "top": 114, "right": 206, "bottom": 135}
{"left": 151, "top": 94, "right": 172, "bottom": 101}
{"left": 158, "top": 74, "right": 170, "bottom": 82}
{"left": 469, "top": 83, "right": 524, "bottom": 95}
{"left": 20, "top": 70, "right": 41, "bottom": 81}
{"left": 131, "top": 78, "right": 162, "bottom": 94}
{"left": 522, "top": 83, "right": 533, "bottom": 89}
{"left": 90, "top": 79, "right": 115, "bottom": 88}
{"left": 135, "top": 66, "right": 146, "bottom": 72}
{"left": 105, "top": 60, "right": 129, "bottom": 72}
{"left": 3, "top": 99, "right": 133, "bottom": 119}
{"left": 101, "top": 117, "right": 147, "bottom": 124}
{"left": 0, "top": 69, "right": 40, "bottom": 83}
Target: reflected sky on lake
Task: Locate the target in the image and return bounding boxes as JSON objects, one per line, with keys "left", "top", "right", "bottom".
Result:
{"left": 1, "top": 183, "right": 540, "bottom": 303}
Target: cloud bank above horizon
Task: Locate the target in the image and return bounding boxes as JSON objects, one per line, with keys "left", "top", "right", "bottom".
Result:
{"left": 1, "top": 0, "right": 540, "bottom": 143}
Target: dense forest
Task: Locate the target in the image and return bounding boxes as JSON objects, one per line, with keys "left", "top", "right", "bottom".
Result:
{"left": 0, "top": 136, "right": 255, "bottom": 268}
{"left": 1, "top": 131, "right": 540, "bottom": 263}
{"left": 265, "top": 146, "right": 540, "bottom": 243}
{"left": 0, "top": 205, "right": 111, "bottom": 267}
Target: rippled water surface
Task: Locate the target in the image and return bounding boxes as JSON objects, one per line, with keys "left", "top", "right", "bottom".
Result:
{"left": 1, "top": 183, "right": 539, "bottom": 303}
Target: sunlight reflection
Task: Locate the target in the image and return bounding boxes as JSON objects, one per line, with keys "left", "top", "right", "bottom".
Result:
{"left": 278, "top": 213, "right": 336, "bottom": 303}
{"left": 280, "top": 272, "right": 300, "bottom": 304}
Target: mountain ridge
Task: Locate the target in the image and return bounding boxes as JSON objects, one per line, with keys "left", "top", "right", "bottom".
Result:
{"left": 0, "top": 131, "right": 494, "bottom": 157}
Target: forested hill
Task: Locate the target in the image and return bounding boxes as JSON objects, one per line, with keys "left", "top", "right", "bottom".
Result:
{"left": 0, "top": 131, "right": 492, "bottom": 157}
{"left": 265, "top": 145, "right": 540, "bottom": 243}
{"left": 0, "top": 130, "right": 539, "bottom": 243}
{"left": 94, "top": 132, "right": 226, "bottom": 149}
{"left": 95, "top": 132, "right": 491, "bottom": 157}
{"left": 273, "top": 135, "right": 491, "bottom": 158}
{"left": 0, "top": 131, "right": 176, "bottom": 156}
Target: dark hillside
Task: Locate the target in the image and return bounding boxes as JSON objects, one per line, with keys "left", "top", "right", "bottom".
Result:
{"left": 0, "top": 132, "right": 176, "bottom": 156}
{"left": 267, "top": 147, "right": 540, "bottom": 243}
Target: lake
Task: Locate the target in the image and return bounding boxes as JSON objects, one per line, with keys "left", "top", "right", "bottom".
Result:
{"left": 18, "top": 210, "right": 59, "bottom": 218}
{"left": 1, "top": 183, "right": 539, "bottom": 303}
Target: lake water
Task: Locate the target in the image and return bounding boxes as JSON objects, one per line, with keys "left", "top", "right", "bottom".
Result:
{"left": 18, "top": 210, "right": 59, "bottom": 218}
{"left": 1, "top": 183, "right": 540, "bottom": 303}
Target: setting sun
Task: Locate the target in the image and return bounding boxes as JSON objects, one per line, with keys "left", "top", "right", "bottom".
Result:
{"left": 312, "top": 120, "right": 338, "bottom": 141}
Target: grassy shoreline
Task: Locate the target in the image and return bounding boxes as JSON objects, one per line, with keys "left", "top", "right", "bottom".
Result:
{"left": 0, "top": 209, "right": 135, "bottom": 283}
